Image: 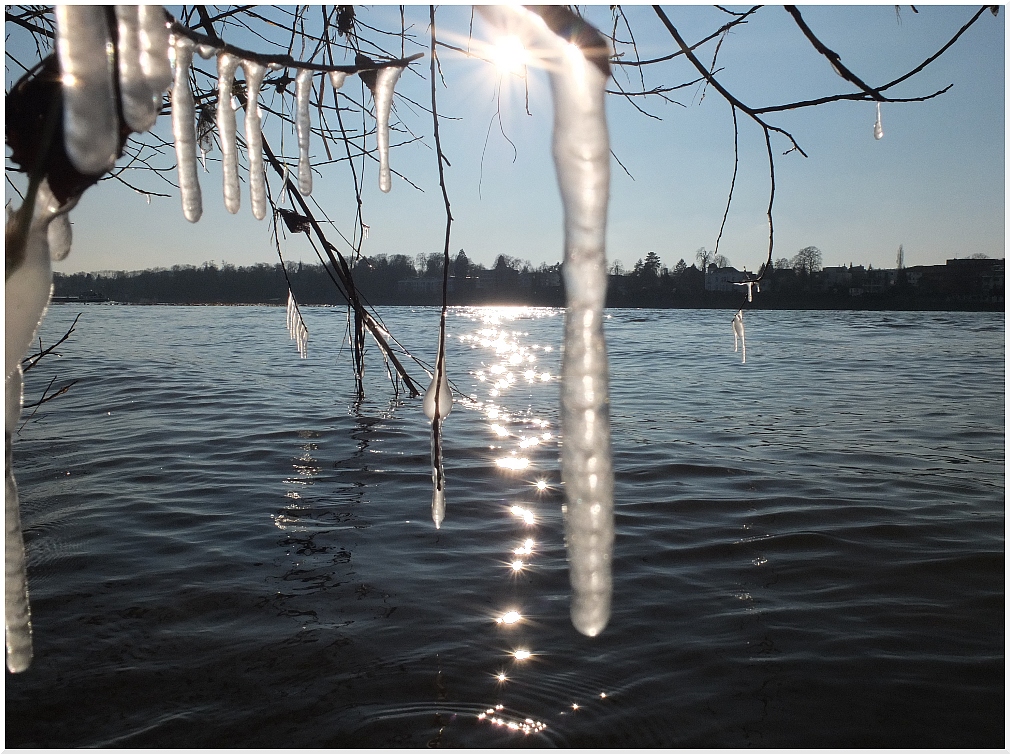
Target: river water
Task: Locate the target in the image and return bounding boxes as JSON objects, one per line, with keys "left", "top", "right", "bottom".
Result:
{"left": 5, "top": 305, "right": 1004, "bottom": 747}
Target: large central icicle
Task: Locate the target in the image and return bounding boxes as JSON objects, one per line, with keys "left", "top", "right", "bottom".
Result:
{"left": 476, "top": 6, "right": 614, "bottom": 637}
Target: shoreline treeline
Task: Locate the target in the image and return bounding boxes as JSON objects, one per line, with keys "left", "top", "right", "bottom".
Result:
{"left": 53, "top": 249, "right": 1004, "bottom": 312}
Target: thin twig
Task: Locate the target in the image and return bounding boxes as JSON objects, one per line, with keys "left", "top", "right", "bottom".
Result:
{"left": 21, "top": 312, "right": 82, "bottom": 373}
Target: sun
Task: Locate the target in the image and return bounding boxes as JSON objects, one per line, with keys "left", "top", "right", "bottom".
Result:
{"left": 490, "top": 34, "right": 528, "bottom": 76}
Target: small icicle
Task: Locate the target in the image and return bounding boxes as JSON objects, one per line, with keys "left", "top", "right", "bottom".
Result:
{"left": 171, "top": 36, "right": 202, "bottom": 223}
{"left": 55, "top": 6, "right": 119, "bottom": 175}
{"left": 243, "top": 61, "right": 268, "bottom": 221}
{"left": 217, "top": 53, "right": 241, "bottom": 214}
{"left": 431, "top": 422, "right": 446, "bottom": 529}
{"left": 874, "top": 102, "right": 884, "bottom": 140}
{"left": 295, "top": 69, "right": 314, "bottom": 196}
{"left": 196, "top": 104, "right": 215, "bottom": 171}
{"left": 115, "top": 7, "right": 157, "bottom": 132}
{"left": 137, "top": 5, "right": 173, "bottom": 97}
{"left": 372, "top": 65, "right": 405, "bottom": 193}
{"left": 286, "top": 291, "right": 308, "bottom": 358}
{"left": 197, "top": 43, "right": 216, "bottom": 60}
{"left": 732, "top": 309, "right": 746, "bottom": 364}
{"left": 734, "top": 279, "right": 759, "bottom": 303}
{"left": 279, "top": 163, "right": 290, "bottom": 207}
{"left": 328, "top": 70, "right": 347, "bottom": 90}
{"left": 115, "top": 5, "right": 170, "bottom": 133}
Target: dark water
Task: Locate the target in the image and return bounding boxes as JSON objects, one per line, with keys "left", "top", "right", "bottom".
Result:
{"left": 6, "top": 305, "right": 1004, "bottom": 747}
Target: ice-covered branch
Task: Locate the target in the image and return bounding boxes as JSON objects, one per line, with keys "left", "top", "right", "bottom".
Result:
{"left": 165, "top": 11, "right": 425, "bottom": 76}
{"left": 425, "top": 6, "right": 453, "bottom": 529}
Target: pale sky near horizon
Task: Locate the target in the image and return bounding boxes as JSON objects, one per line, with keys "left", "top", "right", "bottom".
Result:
{"left": 5, "top": 4, "right": 1005, "bottom": 275}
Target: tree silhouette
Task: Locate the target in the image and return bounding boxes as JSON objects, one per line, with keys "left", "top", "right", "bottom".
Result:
{"left": 791, "top": 245, "right": 823, "bottom": 276}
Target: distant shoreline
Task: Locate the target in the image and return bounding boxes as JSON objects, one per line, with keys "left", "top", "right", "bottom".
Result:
{"left": 49, "top": 300, "right": 1004, "bottom": 314}
{"left": 52, "top": 257, "right": 1004, "bottom": 313}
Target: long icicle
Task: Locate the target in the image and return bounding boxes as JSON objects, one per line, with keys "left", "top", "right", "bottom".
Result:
{"left": 5, "top": 179, "right": 74, "bottom": 673}
{"left": 171, "top": 36, "right": 202, "bottom": 222}
{"left": 295, "top": 68, "right": 314, "bottom": 196}
{"left": 243, "top": 61, "right": 267, "bottom": 220}
{"left": 55, "top": 6, "right": 119, "bottom": 175}
{"left": 476, "top": 6, "right": 614, "bottom": 637}
{"left": 373, "top": 65, "right": 406, "bottom": 193}
{"left": 423, "top": 336, "right": 452, "bottom": 529}
{"left": 217, "top": 52, "right": 241, "bottom": 214}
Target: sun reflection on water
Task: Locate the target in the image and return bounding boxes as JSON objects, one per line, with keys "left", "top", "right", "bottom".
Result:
{"left": 496, "top": 456, "right": 529, "bottom": 471}
{"left": 456, "top": 307, "right": 563, "bottom": 739}
{"left": 496, "top": 610, "right": 522, "bottom": 625}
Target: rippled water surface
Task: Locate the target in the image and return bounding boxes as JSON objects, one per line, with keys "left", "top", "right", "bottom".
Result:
{"left": 6, "top": 305, "right": 1004, "bottom": 747}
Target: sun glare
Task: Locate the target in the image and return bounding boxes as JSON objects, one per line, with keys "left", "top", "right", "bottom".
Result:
{"left": 491, "top": 34, "right": 529, "bottom": 76}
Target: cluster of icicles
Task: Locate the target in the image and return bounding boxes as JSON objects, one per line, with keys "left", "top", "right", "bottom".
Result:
{"left": 56, "top": 7, "right": 407, "bottom": 224}
{"left": 5, "top": 4, "right": 620, "bottom": 673}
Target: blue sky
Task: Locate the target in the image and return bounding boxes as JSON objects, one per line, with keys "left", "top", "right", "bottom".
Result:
{"left": 6, "top": 5, "right": 1005, "bottom": 275}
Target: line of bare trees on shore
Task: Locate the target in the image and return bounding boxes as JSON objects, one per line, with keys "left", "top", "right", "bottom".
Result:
{"left": 53, "top": 246, "right": 1003, "bottom": 311}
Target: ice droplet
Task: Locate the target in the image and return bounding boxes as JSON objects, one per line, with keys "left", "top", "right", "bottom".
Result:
{"left": 171, "top": 36, "right": 202, "bottom": 223}
{"left": 55, "top": 6, "right": 119, "bottom": 175}
{"left": 295, "top": 68, "right": 314, "bottom": 196}
{"left": 216, "top": 53, "right": 241, "bottom": 213}
{"left": 373, "top": 65, "right": 405, "bottom": 193}
{"left": 423, "top": 359, "right": 452, "bottom": 422}
{"left": 328, "top": 70, "right": 347, "bottom": 90}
